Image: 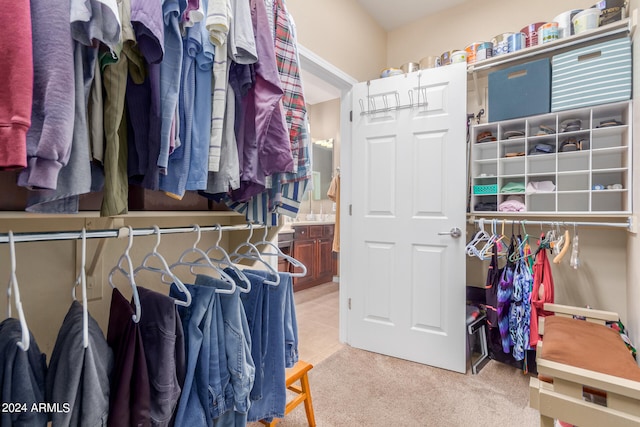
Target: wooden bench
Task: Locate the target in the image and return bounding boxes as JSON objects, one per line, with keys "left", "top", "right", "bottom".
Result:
{"left": 260, "top": 360, "right": 317, "bottom": 426}
{"left": 529, "top": 303, "right": 640, "bottom": 427}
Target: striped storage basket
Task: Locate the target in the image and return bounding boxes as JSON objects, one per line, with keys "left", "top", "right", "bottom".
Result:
{"left": 551, "top": 37, "right": 632, "bottom": 112}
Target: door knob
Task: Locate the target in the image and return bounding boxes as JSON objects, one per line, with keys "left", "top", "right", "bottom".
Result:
{"left": 438, "top": 227, "right": 462, "bottom": 238}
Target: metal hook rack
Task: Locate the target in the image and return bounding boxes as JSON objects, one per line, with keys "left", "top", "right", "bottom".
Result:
{"left": 358, "top": 73, "right": 429, "bottom": 116}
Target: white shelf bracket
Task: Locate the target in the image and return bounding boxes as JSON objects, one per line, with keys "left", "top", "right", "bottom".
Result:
{"left": 628, "top": 216, "right": 637, "bottom": 234}
{"left": 472, "top": 70, "right": 482, "bottom": 107}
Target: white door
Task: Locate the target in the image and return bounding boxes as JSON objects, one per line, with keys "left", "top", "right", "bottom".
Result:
{"left": 347, "top": 63, "right": 468, "bottom": 372}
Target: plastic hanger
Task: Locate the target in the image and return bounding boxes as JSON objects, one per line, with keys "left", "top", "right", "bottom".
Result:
{"left": 552, "top": 228, "right": 571, "bottom": 264}
{"left": 134, "top": 226, "right": 192, "bottom": 306}
{"left": 201, "top": 225, "right": 252, "bottom": 293}
{"left": 478, "top": 219, "right": 508, "bottom": 260}
{"left": 168, "top": 225, "right": 236, "bottom": 294}
{"left": 465, "top": 219, "right": 492, "bottom": 258}
{"left": 509, "top": 221, "right": 531, "bottom": 263}
{"left": 108, "top": 226, "right": 142, "bottom": 323}
{"left": 477, "top": 220, "right": 497, "bottom": 260}
{"left": 6, "top": 231, "right": 30, "bottom": 351}
{"left": 255, "top": 226, "right": 308, "bottom": 278}
{"left": 550, "top": 222, "right": 565, "bottom": 255}
{"left": 229, "top": 223, "right": 280, "bottom": 286}
{"left": 71, "top": 229, "right": 90, "bottom": 348}
{"left": 569, "top": 224, "right": 580, "bottom": 269}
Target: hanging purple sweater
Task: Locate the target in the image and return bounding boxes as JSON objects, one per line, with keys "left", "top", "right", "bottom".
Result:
{"left": 18, "top": 0, "right": 75, "bottom": 190}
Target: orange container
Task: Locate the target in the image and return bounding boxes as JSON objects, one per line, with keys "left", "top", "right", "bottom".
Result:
{"left": 465, "top": 42, "right": 482, "bottom": 64}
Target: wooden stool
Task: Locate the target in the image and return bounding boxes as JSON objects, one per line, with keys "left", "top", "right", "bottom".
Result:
{"left": 259, "top": 360, "right": 317, "bottom": 426}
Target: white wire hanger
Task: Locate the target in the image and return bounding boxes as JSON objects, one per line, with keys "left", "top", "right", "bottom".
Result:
{"left": 229, "top": 223, "right": 280, "bottom": 286}
{"left": 71, "top": 228, "right": 90, "bottom": 348}
{"left": 167, "top": 225, "right": 236, "bottom": 294}
{"left": 255, "top": 226, "right": 307, "bottom": 278}
{"left": 201, "top": 225, "right": 252, "bottom": 293}
{"left": 134, "top": 225, "right": 192, "bottom": 306}
{"left": 6, "top": 231, "right": 30, "bottom": 351}
{"left": 108, "top": 226, "right": 142, "bottom": 323}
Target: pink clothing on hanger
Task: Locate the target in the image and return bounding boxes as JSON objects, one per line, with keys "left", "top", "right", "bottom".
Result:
{"left": 529, "top": 239, "right": 555, "bottom": 347}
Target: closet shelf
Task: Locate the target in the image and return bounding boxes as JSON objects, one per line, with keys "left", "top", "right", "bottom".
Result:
{"left": 0, "top": 211, "right": 249, "bottom": 234}
{"left": 470, "top": 101, "right": 633, "bottom": 216}
{"left": 0, "top": 210, "right": 244, "bottom": 220}
{"left": 467, "top": 17, "right": 634, "bottom": 74}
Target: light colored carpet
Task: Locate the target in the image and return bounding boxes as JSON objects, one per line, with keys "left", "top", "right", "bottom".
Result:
{"left": 276, "top": 345, "right": 540, "bottom": 427}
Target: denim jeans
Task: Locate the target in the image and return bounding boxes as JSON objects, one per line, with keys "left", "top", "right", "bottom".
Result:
{"left": 171, "top": 283, "right": 233, "bottom": 426}
{"left": 237, "top": 271, "right": 270, "bottom": 402}
{"left": 242, "top": 271, "right": 298, "bottom": 423}
{"left": 196, "top": 274, "right": 255, "bottom": 414}
{"left": 282, "top": 274, "right": 299, "bottom": 369}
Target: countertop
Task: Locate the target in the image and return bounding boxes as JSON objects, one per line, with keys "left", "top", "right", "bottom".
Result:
{"left": 280, "top": 220, "right": 335, "bottom": 233}
{"left": 290, "top": 220, "right": 335, "bottom": 226}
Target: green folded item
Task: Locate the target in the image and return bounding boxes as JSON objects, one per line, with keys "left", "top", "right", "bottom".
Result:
{"left": 500, "top": 182, "right": 525, "bottom": 193}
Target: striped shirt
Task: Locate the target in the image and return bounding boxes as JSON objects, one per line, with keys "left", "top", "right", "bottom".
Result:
{"left": 207, "top": 0, "right": 231, "bottom": 172}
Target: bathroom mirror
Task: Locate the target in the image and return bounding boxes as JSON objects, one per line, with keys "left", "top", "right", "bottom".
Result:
{"left": 311, "top": 139, "right": 334, "bottom": 200}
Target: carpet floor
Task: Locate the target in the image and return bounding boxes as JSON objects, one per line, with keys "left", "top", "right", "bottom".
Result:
{"left": 275, "top": 345, "right": 540, "bottom": 427}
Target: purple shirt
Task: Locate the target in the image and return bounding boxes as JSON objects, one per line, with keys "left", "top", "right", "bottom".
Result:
{"left": 131, "top": 0, "right": 165, "bottom": 64}
{"left": 231, "top": 0, "right": 293, "bottom": 202}
{"left": 127, "top": 0, "right": 165, "bottom": 190}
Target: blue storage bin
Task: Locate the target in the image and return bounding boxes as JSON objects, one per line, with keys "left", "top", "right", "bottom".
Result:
{"left": 488, "top": 58, "right": 551, "bottom": 122}
{"left": 551, "top": 37, "right": 631, "bottom": 112}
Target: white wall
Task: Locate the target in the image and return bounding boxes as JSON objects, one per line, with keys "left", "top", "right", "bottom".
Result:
{"left": 386, "top": 0, "right": 597, "bottom": 68}
{"left": 285, "top": 0, "right": 387, "bottom": 82}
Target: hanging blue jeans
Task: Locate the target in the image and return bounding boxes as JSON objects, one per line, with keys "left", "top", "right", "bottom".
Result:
{"left": 242, "top": 271, "right": 297, "bottom": 423}
{"left": 238, "top": 271, "right": 270, "bottom": 402}
{"left": 171, "top": 283, "right": 234, "bottom": 426}
{"left": 195, "top": 274, "right": 255, "bottom": 415}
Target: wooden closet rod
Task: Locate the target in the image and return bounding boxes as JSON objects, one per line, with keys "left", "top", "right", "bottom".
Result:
{"left": 0, "top": 224, "right": 264, "bottom": 244}
{"left": 469, "top": 217, "right": 634, "bottom": 232}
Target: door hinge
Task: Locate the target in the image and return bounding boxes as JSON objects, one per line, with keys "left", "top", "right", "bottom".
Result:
{"left": 349, "top": 110, "right": 353, "bottom": 122}
{"left": 349, "top": 204, "right": 352, "bottom": 216}
{"left": 348, "top": 298, "right": 351, "bottom": 309}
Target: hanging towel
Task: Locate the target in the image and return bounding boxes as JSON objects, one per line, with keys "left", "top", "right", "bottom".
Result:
{"left": 327, "top": 174, "right": 340, "bottom": 252}
{"left": 529, "top": 238, "right": 555, "bottom": 348}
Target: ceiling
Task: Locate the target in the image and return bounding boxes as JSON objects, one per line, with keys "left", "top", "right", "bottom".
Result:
{"left": 357, "top": 0, "right": 470, "bottom": 31}
{"left": 301, "top": 0, "right": 470, "bottom": 105}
